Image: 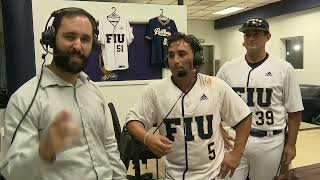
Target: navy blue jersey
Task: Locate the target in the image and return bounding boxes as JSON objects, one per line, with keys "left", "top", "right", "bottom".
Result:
{"left": 145, "top": 17, "right": 178, "bottom": 64}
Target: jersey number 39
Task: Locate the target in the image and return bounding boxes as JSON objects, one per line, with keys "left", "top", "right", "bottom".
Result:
{"left": 255, "top": 110, "right": 274, "bottom": 125}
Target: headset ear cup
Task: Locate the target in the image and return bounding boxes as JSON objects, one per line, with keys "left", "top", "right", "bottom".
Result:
{"left": 194, "top": 50, "right": 204, "bottom": 66}
{"left": 41, "top": 25, "right": 56, "bottom": 48}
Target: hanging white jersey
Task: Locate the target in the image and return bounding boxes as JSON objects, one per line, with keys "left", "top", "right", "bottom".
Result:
{"left": 216, "top": 56, "right": 304, "bottom": 131}
{"left": 126, "top": 73, "right": 251, "bottom": 180}
{"left": 98, "top": 16, "right": 134, "bottom": 71}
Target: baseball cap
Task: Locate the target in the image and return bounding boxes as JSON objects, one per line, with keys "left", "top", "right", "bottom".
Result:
{"left": 239, "top": 17, "right": 269, "bottom": 33}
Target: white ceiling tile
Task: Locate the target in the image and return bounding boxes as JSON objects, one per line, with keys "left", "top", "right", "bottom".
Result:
{"left": 186, "top": 0, "right": 201, "bottom": 6}
{"left": 149, "top": 0, "right": 175, "bottom": 4}
{"left": 188, "top": 5, "right": 208, "bottom": 10}
{"left": 197, "top": 17, "right": 214, "bottom": 21}
{"left": 97, "top": 0, "right": 283, "bottom": 21}
{"left": 204, "top": 6, "right": 229, "bottom": 11}
{"left": 269, "top": 0, "right": 282, "bottom": 2}
{"left": 191, "top": 10, "right": 215, "bottom": 16}
{"left": 124, "top": 0, "right": 151, "bottom": 3}
{"left": 192, "top": 1, "right": 221, "bottom": 6}
{"left": 246, "top": 0, "right": 270, "bottom": 2}
{"left": 205, "top": 13, "right": 223, "bottom": 18}
{"left": 187, "top": 9, "right": 200, "bottom": 14}
{"left": 214, "top": 1, "right": 240, "bottom": 6}
{"left": 169, "top": 0, "right": 178, "bottom": 4}
{"left": 261, "top": 0, "right": 281, "bottom": 4}
{"left": 224, "top": 0, "right": 248, "bottom": 2}
{"left": 188, "top": 14, "right": 206, "bottom": 18}
{"left": 236, "top": 2, "right": 259, "bottom": 8}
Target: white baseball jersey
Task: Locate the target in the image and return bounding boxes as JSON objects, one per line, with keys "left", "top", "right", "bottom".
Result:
{"left": 216, "top": 55, "right": 304, "bottom": 131}
{"left": 98, "top": 16, "right": 134, "bottom": 71}
{"left": 126, "top": 73, "right": 251, "bottom": 180}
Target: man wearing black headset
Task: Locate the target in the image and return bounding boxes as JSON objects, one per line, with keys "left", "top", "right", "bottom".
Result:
{"left": 0, "top": 7, "right": 126, "bottom": 180}
{"left": 125, "top": 32, "right": 252, "bottom": 180}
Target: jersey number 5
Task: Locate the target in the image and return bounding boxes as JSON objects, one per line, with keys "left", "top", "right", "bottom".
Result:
{"left": 208, "top": 142, "right": 216, "bottom": 160}
{"left": 255, "top": 110, "right": 274, "bottom": 125}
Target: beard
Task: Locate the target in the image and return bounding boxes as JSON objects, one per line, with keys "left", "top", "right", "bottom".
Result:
{"left": 177, "top": 69, "right": 188, "bottom": 78}
{"left": 53, "top": 47, "right": 89, "bottom": 74}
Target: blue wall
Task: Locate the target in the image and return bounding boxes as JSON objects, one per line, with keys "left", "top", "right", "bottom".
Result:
{"left": 2, "top": 0, "right": 36, "bottom": 96}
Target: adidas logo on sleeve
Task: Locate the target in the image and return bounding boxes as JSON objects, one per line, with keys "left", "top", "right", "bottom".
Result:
{"left": 265, "top": 72, "right": 272, "bottom": 76}
{"left": 200, "top": 94, "right": 208, "bottom": 101}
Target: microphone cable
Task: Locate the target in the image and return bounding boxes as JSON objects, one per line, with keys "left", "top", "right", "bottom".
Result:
{"left": 10, "top": 57, "right": 46, "bottom": 146}
{"left": 152, "top": 91, "right": 184, "bottom": 134}
{"left": 9, "top": 24, "right": 51, "bottom": 146}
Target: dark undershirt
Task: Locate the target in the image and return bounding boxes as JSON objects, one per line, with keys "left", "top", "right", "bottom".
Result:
{"left": 246, "top": 53, "right": 269, "bottom": 69}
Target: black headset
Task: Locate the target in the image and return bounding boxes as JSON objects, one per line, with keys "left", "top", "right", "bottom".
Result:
{"left": 40, "top": 7, "right": 99, "bottom": 49}
{"left": 163, "top": 34, "right": 204, "bottom": 68}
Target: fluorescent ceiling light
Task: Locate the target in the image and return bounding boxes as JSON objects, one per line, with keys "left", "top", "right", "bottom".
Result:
{"left": 213, "top": 7, "right": 244, "bottom": 15}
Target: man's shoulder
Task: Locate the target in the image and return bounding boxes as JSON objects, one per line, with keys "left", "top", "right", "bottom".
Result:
{"left": 267, "top": 55, "right": 293, "bottom": 70}
{"left": 218, "top": 57, "right": 245, "bottom": 75}
{"left": 14, "top": 76, "right": 39, "bottom": 95}
{"left": 9, "top": 76, "right": 39, "bottom": 104}
{"left": 198, "top": 73, "right": 228, "bottom": 89}
{"left": 148, "top": 78, "right": 170, "bottom": 89}
{"left": 226, "top": 56, "right": 245, "bottom": 65}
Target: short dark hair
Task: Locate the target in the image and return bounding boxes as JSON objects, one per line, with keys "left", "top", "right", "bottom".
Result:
{"left": 167, "top": 32, "right": 202, "bottom": 53}
{"left": 52, "top": 7, "right": 97, "bottom": 37}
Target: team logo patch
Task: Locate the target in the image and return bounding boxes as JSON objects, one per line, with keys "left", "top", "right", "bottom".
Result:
{"left": 200, "top": 94, "right": 208, "bottom": 101}
{"left": 265, "top": 72, "right": 272, "bottom": 76}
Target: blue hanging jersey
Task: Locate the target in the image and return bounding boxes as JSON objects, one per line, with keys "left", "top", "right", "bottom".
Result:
{"left": 145, "top": 17, "right": 178, "bottom": 64}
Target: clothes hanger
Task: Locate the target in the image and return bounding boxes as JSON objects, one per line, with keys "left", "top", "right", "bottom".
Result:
{"left": 108, "top": 7, "right": 120, "bottom": 19}
{"left": 158, "top": 9, "right": 169, "bottom": 21}
{"left": 107, "top": 7, "right": 120, "bottom": 22}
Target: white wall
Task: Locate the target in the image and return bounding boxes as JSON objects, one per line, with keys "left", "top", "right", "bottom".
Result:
{"left": 187, "top": 20, "right": 219, "bottom": 74}
{"left": 213, "top": 7, "right": 320, "bottom": 85}
{"left": 32, "top": 0, "right": 187, "bottom": 126}
{"left": 187, "top": 20, "right": 215, "bottom": 45}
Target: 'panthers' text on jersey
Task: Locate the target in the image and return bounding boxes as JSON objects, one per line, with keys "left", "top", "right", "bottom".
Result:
{"left": 98, "top": 16, "right": 134, "bottom": 71}
{"left": 126, "top": 73, "right": 251, "bottom": 180}
{"left": 145, "top": 17, "right": 178, "bottom": 64}
{"left": 216, "top": 55, "right": 304, "bottom": 131}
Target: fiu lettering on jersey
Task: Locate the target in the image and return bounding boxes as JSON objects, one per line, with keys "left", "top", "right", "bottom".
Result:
{"left": 164, "top": 115, "right": 214, "bottom": 142}
{"left": 105, "top": 34, "right": 125, "bottom": 43}
{"left": 233, "top": 87, "right": 273, "bottom": 107}
{"left": 233, "top": 87, "right": 274, "bottom": 126}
